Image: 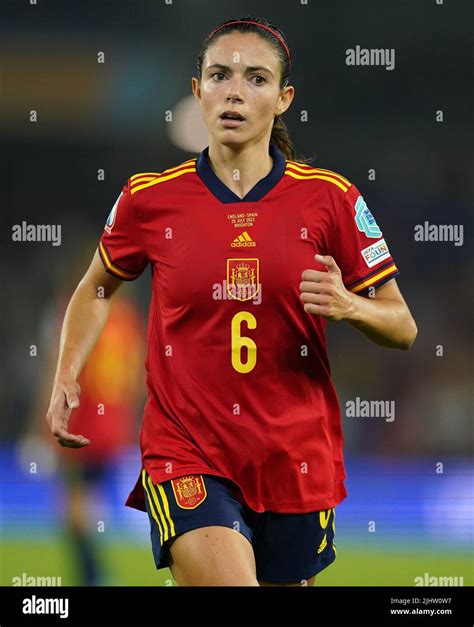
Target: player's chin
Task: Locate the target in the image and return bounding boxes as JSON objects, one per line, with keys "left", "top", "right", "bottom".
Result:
{"left": 215, "top": 119, "right": 249, "bottom": 136}
{"left": 216, "top": 127, "right": 247, "bottom": 139}
{"left": 217, "top": 136, "right": 249, "bottom": 150}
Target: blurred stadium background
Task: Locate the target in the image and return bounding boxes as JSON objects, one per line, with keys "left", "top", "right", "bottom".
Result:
{"left": 1, "top": 0, "right": 472, "bottom": 586}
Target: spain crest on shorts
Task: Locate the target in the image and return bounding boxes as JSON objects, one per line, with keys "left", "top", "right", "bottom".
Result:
{"left": 171, "top": 475, "right": 207, "bottom": 509}
{"left": 226, "top": 258, "right": 260, "bottom": 302}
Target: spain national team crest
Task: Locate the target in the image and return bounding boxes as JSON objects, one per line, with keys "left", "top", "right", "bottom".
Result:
{"left": 171, "top": 475, "right": 207, "bottom": 509}
{"left": 226, "top": 258, "right": 260, "bottom": 302}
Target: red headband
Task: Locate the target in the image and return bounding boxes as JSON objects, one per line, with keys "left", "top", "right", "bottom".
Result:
{"left": 208, "top": 20, "right": 292, "bottom": 67}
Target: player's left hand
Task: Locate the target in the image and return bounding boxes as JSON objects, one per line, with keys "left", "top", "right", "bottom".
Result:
{"left": 299, "top": 254, "right": 355, "bottom": 321}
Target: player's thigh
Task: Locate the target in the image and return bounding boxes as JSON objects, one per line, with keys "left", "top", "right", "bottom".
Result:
{"left": 169, "top": 525, "right": 258, "bottom": 586}
{"left": 142, "top": 471, "right": 259, "bottom": 586}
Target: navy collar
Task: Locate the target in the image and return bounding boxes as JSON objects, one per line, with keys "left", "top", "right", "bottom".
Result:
{"left": 196, "top": 143, "right": 286, "bottom": 203}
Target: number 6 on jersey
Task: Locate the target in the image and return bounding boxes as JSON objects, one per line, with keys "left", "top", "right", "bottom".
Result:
{"left": 231, "top": 311, "right": 257, "bottom": 373}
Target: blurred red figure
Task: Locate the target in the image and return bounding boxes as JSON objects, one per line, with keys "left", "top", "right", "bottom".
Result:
{"left": 29, "top": 295, "right": 146, "bottom": 585}
{"left": 65, "top": 297, "right": 145, "bottom": 463}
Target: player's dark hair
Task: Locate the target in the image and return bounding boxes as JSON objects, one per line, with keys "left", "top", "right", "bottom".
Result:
{"left": 197, "top": 16, "right": 313, "bottom": 164}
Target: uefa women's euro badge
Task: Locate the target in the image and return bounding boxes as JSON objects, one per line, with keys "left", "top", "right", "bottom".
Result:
{"left": 104, "top": 192, "right": 122, "bottom": 234}
{"left": 354, "top": 196, "right": 382, "bottom": 238}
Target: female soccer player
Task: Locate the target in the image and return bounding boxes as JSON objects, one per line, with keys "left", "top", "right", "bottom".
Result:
{"left": 46, "top": 16, "right": 417, "bottom": 586}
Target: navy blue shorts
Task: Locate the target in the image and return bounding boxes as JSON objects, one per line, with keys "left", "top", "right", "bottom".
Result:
{"left": 141, "top": 469, "right": 337, "bottom": 583}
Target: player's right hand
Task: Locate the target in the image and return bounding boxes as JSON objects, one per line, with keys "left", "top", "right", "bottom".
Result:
{"left": 45, "top": 379, "right": 90, "bottom": 448}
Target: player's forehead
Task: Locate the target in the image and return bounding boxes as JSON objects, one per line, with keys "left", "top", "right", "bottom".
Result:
{"left": 204, "top": 31, "right": 279, "bottom": 72}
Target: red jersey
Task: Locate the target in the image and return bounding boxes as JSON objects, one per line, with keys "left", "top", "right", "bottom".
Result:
{"left": 98, "top": 143, "right": 399, "bottom": 514}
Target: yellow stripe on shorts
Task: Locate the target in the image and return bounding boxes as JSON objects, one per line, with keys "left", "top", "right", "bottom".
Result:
{"left": 157, "top": 484, "right": 176, "bottom": 537}
{"left": 142, "top": 469, "right": 163, "bottom": 545}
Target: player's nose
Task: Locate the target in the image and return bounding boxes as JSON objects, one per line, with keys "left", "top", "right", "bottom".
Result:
{"left": 225, "top": 76, "right": 245, "bottom": 101}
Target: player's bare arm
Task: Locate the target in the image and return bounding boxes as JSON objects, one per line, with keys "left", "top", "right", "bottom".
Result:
{"left": 300, "top": 253, "right": 417, "bottom": 350}
{"left": 45, "top": 249, "right": 124, "bottom": 448}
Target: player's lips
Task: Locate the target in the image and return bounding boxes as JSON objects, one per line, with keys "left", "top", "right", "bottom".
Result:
{"left": 219, "top": 110, "right": 246, "bottom": 128}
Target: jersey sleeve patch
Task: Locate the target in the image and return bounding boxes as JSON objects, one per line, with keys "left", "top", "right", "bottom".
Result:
{"left": 104, "top": 192, "right": 121, "bottom": 234}
{"left": 354, "top": 195, "right": 382, "bottom": 238}
{"left": 330, "top": 182, "right": 400, "bottom": 294}
{"left": 98, "top": 181, "right": 148, "bottom": 281}
{"left": 360, "top": 238, "right": 391, "bottom": 267}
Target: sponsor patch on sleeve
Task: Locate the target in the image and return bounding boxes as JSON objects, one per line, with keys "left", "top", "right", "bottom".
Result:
{"left": 361, "top": 238, "right": 391, "bottom": 267}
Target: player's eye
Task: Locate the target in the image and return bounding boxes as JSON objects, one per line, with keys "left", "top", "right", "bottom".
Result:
{"left": 211, "top": 72, "right": 227, "bottom": 81}
{"left": 251, "top": 75, "right": 267, "bottom": 85}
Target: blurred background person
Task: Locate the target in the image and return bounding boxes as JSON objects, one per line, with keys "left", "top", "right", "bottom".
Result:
{"left": 20, "top": 247, "right": 146, "bottom": 585}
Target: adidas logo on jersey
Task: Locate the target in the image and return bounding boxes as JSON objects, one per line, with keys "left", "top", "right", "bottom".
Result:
{"left": 231, "top": 231, "right": 256, "bottom": 247}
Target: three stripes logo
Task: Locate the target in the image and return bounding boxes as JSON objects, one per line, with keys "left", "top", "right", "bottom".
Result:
{"left": 231, "top": 231, "right": 256, "bottom": 247}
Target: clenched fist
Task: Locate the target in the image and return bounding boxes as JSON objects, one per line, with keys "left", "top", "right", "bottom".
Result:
{"left": 299, "top": 254, "right": 355, "bottom": 321}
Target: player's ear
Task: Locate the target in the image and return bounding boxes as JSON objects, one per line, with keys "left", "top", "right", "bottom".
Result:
{"left": 276, "top": 85, "right": 294, "bottom": 116}
{"left": 191, "top": 77, "right": 201, "bottom": 103}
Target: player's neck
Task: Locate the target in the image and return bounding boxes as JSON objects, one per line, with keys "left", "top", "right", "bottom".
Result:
{"left": 207, "top": 140, "right": 273, "bottom": 199}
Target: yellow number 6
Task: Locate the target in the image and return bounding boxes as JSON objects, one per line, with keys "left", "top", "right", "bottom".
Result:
{"left": 231, "top": 311, "right": 257, "bottom": 373}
